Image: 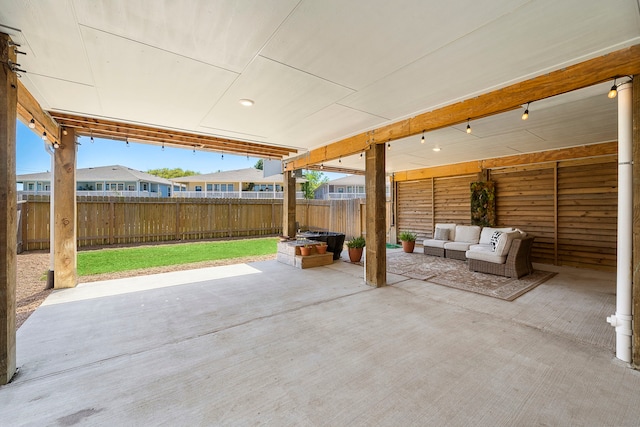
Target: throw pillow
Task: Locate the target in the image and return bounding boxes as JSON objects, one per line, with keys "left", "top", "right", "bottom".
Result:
{"left": 434, "top": 227, "right": 449, "bottom": 241}
{"left": 490, "top": 231, "right": 503, "bottom": 251}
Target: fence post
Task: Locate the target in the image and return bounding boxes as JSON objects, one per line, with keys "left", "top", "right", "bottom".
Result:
{"left": 175, "top": 201, "right": 181, "bottom": 241}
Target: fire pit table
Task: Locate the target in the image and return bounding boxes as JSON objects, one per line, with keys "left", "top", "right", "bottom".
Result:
{"left": 296, "top": 231, "right": 346, "bottom": 261}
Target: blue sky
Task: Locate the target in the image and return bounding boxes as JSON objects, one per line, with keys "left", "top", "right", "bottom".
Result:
{"left": 16, "top": 120, "right": 344, "bottom": 179}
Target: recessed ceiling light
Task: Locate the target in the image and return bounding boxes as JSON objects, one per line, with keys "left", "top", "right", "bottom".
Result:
{"left": 239, "top": 99, "right": 254, "bottom": 107}
{"left": 432, "top": 147, "right": 441, "bottom": 152}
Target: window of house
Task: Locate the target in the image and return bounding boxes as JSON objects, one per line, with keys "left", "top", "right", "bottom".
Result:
{"left": 214, "top": 184, "right": 220, "bottom": 191}
{"left": 195, "top": 186, "right": 202, "bottom": 192}
{"left": 27, "top": 183, "right": 34, "bottom": 190}
{"left": 96, "top": 183, "right": 103, "bottom": 191}
{"left": 127, "top": 184, "right": 135, "bottom": 191}
{"left": 141, "top": 182, "right": 149, "bottom": 191}
{"left": 227, "top": 184, "right": 234, "bottom": 191}
{"left": 117, "top": 183, "right": 124, "bottom": 191}
{"left": 44, "top": 184, "right": 50, "bottom": 191}
{"left": 206, "top": 184, "right": 213, "bottom": 191}
{"left": 338, "top": 187, "right": 344, "bottom": 193}
{"left": 220, "top": 184, "right": 227, "bottom": 191}
{"left": 347, "top": 186, "right": 353, "bottom": 193}
{"left": 109, "top": 183, "right": 117, "bottom": 190}
{"left": 358, "top": 186, "right": 365, "bottom": 193}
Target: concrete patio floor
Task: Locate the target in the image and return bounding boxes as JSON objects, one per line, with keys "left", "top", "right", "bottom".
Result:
{"left": 2, "top": 251, "right": 640, "bottom": 426}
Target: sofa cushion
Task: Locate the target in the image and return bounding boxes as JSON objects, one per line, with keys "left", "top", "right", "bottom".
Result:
{"left": 454, "top": 225, "right": 481, "bottom": 243}
{"left": 495, "top": 231, "right": 521, "bottom": 256}
{"left": 465, "top": 248, "right": 507, "bottom": 264}
{"left": 479, "top": 227, "right": 514, "bottom": 245}
{"left": 444, "top": 241, "right": 474, "bottom": 251}
{"left": 434, "top": 227, "right": 449, "bottom": 241}
{"left": 423, "top": 239, "right": 447, "bottom": 249}
{"left": 434, "top": 223, "right": 456, "bottom": 241}
{"left": 469, "top": 243, "right": 492, "bottom": 252}
{"left": 490, "top": 231, "right": 503, "bottom": 251}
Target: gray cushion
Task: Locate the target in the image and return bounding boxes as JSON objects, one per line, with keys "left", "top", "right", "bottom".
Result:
{"left": 434, "top": 223, "right": 456, "bottom": 241}
{"left": 495, "top": 231, "right": 521, "bottom": 256}
{"left": 479, "top": 227, "right": 514, "bottom": 244}
{"left": 444, "top": 241, "right": 474, "bottom": 251}
{"left": 423, "top": 239, "right": 447, "bottom": 249}
{"left": 454, "top": 225, "right": 481, "bottom": 243}
{"left": 465, "top": 249, "right": 507, "bottom": 264}
{"left": 434, "top": 227, "right": 449, "bottom": 241}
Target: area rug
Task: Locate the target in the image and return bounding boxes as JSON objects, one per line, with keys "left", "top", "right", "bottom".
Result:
{"left": 386, "top": 251, "right": 556, "bottom": 301}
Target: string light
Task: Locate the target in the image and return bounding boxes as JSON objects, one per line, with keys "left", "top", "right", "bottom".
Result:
{"left": 466, "top": 118, "right": 472, "bottom": 134}
{"left": 339, "top": 157, "right": 342, "bottom": 163}
{"left": 521, "top": 102, "right": 530, "bottom": 120}
{"left": 608, "top": 79, "right": 618, "bottom": 99}
{"left": 360, "top": 152, "right": 363, "bottom": 158}
{"left": 161, "top": 143, "right": 165, "bottom": 151}
{"left": 387, "top": 141, "right": 391, "bottom": 150}
{"left": 320, "top": 163, "right": 324, "bottom": 170}
{"left": 28, "top": 118, "right": 36, "bottom": 129}
{"left": 41, "top": 131, "right": 47, "bottom": 141}
{"left": 421, "top": 130, "right": 425, "bottom": 144}
{"left": 53, "top": 141, "right": 59, "bottom": 149}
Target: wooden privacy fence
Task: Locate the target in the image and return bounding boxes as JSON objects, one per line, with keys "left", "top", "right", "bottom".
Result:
{"left": 19, "top": 196, "right": 381, "bottom": 251}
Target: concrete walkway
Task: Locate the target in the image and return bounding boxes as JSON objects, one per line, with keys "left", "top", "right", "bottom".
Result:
{"left": 2, "top": 255, "right": 639, "bottom": 426}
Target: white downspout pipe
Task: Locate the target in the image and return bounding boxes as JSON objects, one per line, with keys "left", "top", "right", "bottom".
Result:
{"left": 44, "top": 141, "right": 55, "bottom": 289}
{"left": 607, "top": 81, "right": 633, "bottom": 363}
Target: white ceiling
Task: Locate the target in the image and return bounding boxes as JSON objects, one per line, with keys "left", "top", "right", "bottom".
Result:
{"left": 2, "top": 0, "right": 639, "bottom": 173}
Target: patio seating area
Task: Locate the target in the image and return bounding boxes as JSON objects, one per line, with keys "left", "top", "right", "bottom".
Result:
{"left": 2, "top": 252, "right": 639, "bottom": 426}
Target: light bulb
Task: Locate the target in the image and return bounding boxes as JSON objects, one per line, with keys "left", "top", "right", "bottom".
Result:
{"left": 608, "top": 85, "right": 618, "bottom": 99}
{"left": 41, "top": 131, "right": 47, "bottom": 141}
{"left": 521, "top": 109, "right": 529, "bottom": 120}
{"left": 466, "top": 124, "right": 471, "bottom": 134}
{"left": 28, "top": 118, "right": 35, "bottom": 129}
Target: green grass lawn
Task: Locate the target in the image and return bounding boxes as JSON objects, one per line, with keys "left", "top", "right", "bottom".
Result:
{"left": 77, "top": 237, "right": 278, "bottom": 276}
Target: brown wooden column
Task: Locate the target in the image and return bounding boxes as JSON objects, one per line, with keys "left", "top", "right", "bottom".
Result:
{"left": 632, "top": 76, "right": 640, "bottom": 368}
{"left": 53, "top": 128, "right": 77, "bottom": 288}
{"left": 0, "top": 32, "right": 18, "bottom": 385}
{"left": 283, "top": 170, "right": 296, "bottom": 238}
{"left": 365, "top": 143, "right": 386, "bottom": 287}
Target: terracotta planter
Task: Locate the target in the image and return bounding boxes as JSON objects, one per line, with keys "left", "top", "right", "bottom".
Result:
{"left": 300, "top": 246, "right": 312, "bottom": 256}
{"left": 316, "top": 245, "right": 328, "bottom": 254}
{"left": 401, "top": 240, "right": 415, "bottom": 253}
{"left": 348, "top": 247, "right": 363, "bottom": 262}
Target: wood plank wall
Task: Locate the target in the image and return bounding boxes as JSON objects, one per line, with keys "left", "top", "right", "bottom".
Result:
{"left": 491, "top": 165, "right": 556, "bottom": 265}
{"left": 396, "top": 156, "right": 618, "bottom": 271}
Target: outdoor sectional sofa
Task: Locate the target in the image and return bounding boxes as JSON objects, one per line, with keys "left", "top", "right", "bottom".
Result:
{"left": 423, "top": 224, "right": 534, "bottom": 278}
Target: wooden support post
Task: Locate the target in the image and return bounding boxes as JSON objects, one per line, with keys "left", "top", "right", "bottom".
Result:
{"left": 54, "top": 128, "right": 77, "bottom": 288}
{"left": 0, "top": 32, "right": 18, "bottom": 385}
{"left": 365, "top": 143, "right": 386, "bottom": 287}
{"left": 632, "top": 76, "right": 640, "bottom": 368}
{"left": 283, "top": 170, "right": 296, "bottom": 238}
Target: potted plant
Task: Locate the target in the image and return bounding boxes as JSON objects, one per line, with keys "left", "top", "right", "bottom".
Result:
{"left": 346, "top": 236, "right": 366, "bottom": 262}
{"left": 300, "top": 244, "right": 313, "bottom": 256}
{"left": 316, "top": 242, "right": 328, "bottom": 254}
{"left": 398, "top": 231, "right": 417, "bottom": 253}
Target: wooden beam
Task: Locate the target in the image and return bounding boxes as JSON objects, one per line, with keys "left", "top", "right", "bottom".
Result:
{"left": 0, "top": 32, "right": 18, "bottom": 385}
{"left": 16, "top": 80, "right": 60, "bottom": 145}
{"left": 53, "top": 128, "right": 77, "bottom": 288}
{"left": 395, "top": 142, "right": 618, "bottom": 182}
{"left": 286, "top": 44, "right": 640, "bottom": 171}
{"left": 365, "top": 143, "right": 386, "bottom": 287}
{"left": 49, "top": 112, "right": 296, "bottom": 159}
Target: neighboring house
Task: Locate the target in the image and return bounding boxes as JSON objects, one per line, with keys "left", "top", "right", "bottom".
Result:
{"left": 315, "top": 175, "right": 390, "bottom": 200}
{"left": 17, "top": 165, "right": 175, "bottom": 198}
{"left": 171, "top": 168, "right": 305, "bottom": 199}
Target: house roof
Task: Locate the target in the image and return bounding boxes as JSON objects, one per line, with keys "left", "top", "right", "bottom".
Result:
{"left": 327, "top": 175, "right": 366, "bottom": 186}
{"left": 172, "top": 168, "right": 287, "bottom": 184}
{"left": 5, "top": 2, "right": 638, "bottom": 173}
{"left": 17, "top": 165, "right": 173, "bottom": 185}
